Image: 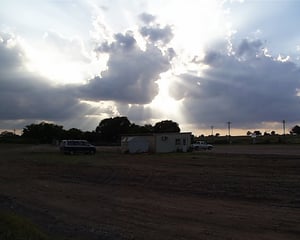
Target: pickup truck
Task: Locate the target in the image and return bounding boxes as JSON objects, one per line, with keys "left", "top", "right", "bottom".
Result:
{"left": 192, "top": 141, "right": 213, "bottom": 150}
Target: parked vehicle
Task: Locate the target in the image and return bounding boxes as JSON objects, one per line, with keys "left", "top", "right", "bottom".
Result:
{"left": 59, "top": 140, "right": 96, "bottom": 154}
{"left": 192, "top": 141, "right": 213, "bottom": 150}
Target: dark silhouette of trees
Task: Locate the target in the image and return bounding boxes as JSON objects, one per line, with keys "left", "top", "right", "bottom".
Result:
{"left": 271, "top": 131, "right": 276, "bottom": 136}
{"left": 12, "top": 118, "right": 300, "bottom": 145}
{"left": 143, "top": 124, "right": 154, "bottom": 133}
{"left": 0, "top": 131, "right": 20, "bottom": 143}
{"left": 154, "top": 120, "right": 180, "bottom": 133}
{"left": 64, "top": 128, "right": 84, "bottom": 139}
{"left": 253, "top": 130, "right": 262, "bottom": 136}
{"left": 127, "top": 123, "right": 153, "bottom": 134}
{"left": 0, "top": 131, "right": 15, "bottom": 137}
{"left": 94, "top": 117, "right": 181, "bottom": 143}
{"left": 290, "top": 125, "right": 300, "bottom": 135}
{"left": 17, "top": 117, "right": 182, "bottom": 145}
{"left": 95, "top": 116, "right": 131, "bottom": 142}
{"left": 22, "top": 122, "right": 64, "bottom": 143}
{"left": 82, "top": 131, "right": 100, "bottom": 143}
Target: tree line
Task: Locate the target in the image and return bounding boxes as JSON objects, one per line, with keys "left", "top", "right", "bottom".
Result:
{"left": 1, "top": 117, "right": 300, "bottom": 144}
{"left": 1, "top": 117, "right": 180, "bottom": 144}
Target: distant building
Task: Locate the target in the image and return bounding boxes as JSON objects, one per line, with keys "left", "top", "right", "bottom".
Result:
{"left": 121, "top": 132, "right": 192, "bottom": 153}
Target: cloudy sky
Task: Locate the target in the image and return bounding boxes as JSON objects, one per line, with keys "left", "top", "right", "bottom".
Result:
{"left": 1, "top": 0, "right": 300, "bottom": 136}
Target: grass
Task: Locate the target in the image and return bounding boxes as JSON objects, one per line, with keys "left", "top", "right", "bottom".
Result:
{"left": 0, "top": 144, "right": 138, "bottom": 174}
{"left": 0, "top": 212, "right": 50, "bottom": 240}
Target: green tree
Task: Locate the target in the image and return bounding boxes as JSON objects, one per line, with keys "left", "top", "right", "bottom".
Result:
{"left": 154, "top": 120, "right": 180, "bottom": 133}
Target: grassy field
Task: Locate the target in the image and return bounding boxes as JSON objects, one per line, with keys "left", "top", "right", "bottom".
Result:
{"left": 0, "top": 212, "right": 51, "bottom": 240}
{"left": 0, "top": 144, "right": 300, "bottom": 239}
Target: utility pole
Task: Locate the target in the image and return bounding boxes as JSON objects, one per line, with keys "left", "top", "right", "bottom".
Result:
{"left": 227, "top": 121, "right": 231, "bottom": 144}
{"left": 227, "top": 121, "right": 231, "bottom": 135}
{"left": 282, "top": 120, "right": 286, "bottom": 136}
{"left": 211, "top": 125, "right": 214, "bottom": 136}
{"left": 282, "top": 120, "right": 286, "bottom": 143}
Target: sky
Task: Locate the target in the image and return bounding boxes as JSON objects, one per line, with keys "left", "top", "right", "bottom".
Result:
{"left": 1, "top": 0, "right": 300, "bottom": 136}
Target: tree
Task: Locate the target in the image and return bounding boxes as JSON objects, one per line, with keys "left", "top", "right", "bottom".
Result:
{"left": 64, "top": 128, "right": 83, "bottom": 139}
{"left": 154, "top": 120, "right": 180, "bottom": 133}
{"left": 127, "top": 123, "right": 153, "bottom": 134}
{"left": 22, "top": 122, "right": 64, "bottom": 143}
{"left": 271, "top": 130, "right": 276, "bottom": 136}
{"left": 0, "top": 131, "right": 20, "bottom": 143}
{"left": 290, "top": 125, "right": 300, "bottom": 135}
{"left": 83, "top": 131, "right": 100, "bottom": 143}
{"left": 0, "top": 131, "right": 15, "bottom": 137}
{"left": 143, "top": 124, "right": 154, "bottom": 133}
{"left": 96, "top": 116, "right": 131, "bottom": 142}
{"left": 253, "top": 130, "right": 262, "bottom": 136}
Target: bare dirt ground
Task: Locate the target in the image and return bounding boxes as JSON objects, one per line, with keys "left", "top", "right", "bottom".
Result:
{"left": 0, "top": 144, "right": 300, "bottom": 239}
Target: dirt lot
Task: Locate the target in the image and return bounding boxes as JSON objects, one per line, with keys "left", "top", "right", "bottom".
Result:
{"left": 0, "top": 144, "right": 300, "bottom": 239}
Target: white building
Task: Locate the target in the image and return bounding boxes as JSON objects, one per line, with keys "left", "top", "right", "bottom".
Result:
{"left": 121, "top": 132, "right": 192, "bottom": 153}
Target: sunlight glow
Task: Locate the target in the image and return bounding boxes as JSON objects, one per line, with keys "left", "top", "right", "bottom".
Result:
{"left": 154, "top": 0, "right": 228, "bottom": 56}
{"left": 149, "top": 73, "right": 185, "bottom": 124}
{"left": 23, "top": 39, "right": 107, "bottom": 85}
{"left": 80, "top": 99, "right": 120, "bottom": 116}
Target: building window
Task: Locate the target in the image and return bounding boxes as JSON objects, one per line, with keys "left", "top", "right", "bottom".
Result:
{"left": 183, "top": 139, "right": 186, "bottom": 145}
{"left": 175, "top": 138, "right": 181, "bottom": 145}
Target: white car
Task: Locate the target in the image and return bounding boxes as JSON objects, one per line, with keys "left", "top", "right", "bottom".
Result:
{"left": 192, "top": 141, "right": 213, "bottom": 150}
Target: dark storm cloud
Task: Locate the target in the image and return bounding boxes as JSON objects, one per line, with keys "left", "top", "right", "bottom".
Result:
{"left": 80, "top": 31, "right": 173, "bottom": 104}
{"left": 170, "top": 39, "right": 300, "bottom": 128}
{"left": 0, "top": 32, "right": 87, "bottom": 122}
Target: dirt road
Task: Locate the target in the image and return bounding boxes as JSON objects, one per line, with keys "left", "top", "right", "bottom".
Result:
{"left": 0, "top": 144, "right": 299, "bottom": 239}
